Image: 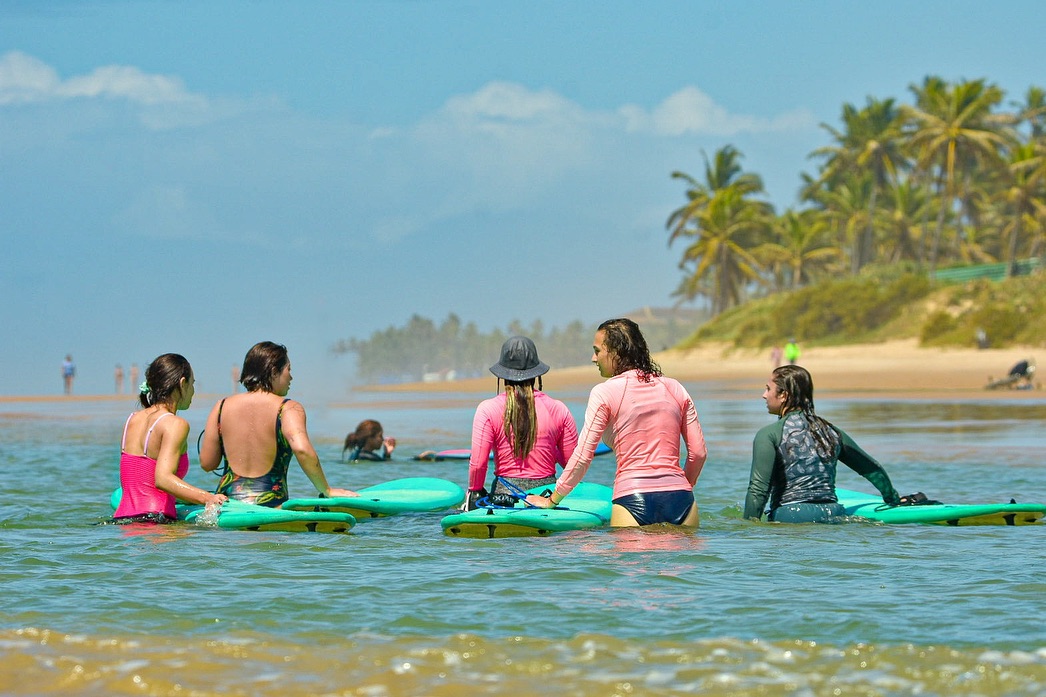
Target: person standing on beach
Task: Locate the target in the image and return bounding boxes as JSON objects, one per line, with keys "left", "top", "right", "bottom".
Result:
{"left": 464, "top": 336, "right": 578, "bottom": 510}
{"left": 114, "top": 364, "right": 125, "bottom": 394}
{"left": 199, "top": 341, "right": 356, "bottom": 507}
{"left": 130, "top": 364, "right": 140, "bottom": 393}
{"left": 783, "top": 339, "right": 800, "bottom": 365}
{"left": 61, "top": 355, "right": 76, "bottom": 394}
{"left": 526, "top": 318, "right": 707, "bottom": 527}
{"left": 113, "top": 354, "right": 227, "bottom": 523}
{"left": 744, "top": 364, "right": 901, "bottom": 523}
{"left": 770, "top": 345, "right": 783, "bottom": 368}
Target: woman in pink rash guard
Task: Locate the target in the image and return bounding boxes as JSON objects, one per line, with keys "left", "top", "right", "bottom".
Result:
{"left": 463, "top": 336, "right": 578, "bottom": 510}
{"left": 527, "top": 318, "right": 707, "bottom": 527}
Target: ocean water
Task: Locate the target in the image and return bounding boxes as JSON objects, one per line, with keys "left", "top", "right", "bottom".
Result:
{"left": 1, "top": 386, "right": 1044, "bottom": 696}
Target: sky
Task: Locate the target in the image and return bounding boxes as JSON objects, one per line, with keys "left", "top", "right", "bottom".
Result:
{"left": 2, "top": 0, "right": 1044, "bottom": 399}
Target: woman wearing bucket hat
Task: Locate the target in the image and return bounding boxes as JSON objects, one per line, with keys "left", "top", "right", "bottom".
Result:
{"left": 526, "top": 318, "right": 707, "bottom": 527}
{"left": 463, "top": 336, "right": 578, "bottom": 510}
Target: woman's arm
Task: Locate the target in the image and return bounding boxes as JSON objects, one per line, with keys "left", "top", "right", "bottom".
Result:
{"left": 679, "top": 391, "right": 707, "bottom": 486}
{"left": 743, "top": 426, "right": 778, "bottom": 520}
{"left": 836, "top": 429, "right": 901, "bottom": 504}
{"left": 154, "top": 417, "right": 227, "bottom": 506}
{"left": 198, "top": 401, "right": 224, "bottom": 472}
{"left": 282, "top": 401, "right": 357, "bottom": 497}
{"left": 467, "top": 403, "right": 494, "bottom": 492}
{"left": 527, "top": 388, "right": 609, "bottom": 508}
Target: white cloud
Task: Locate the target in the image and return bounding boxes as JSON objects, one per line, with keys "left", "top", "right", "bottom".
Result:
{"left": 0, "top": 50, "right": 206, "bottom": 108}
{"left": 619, "top": 85, "right": 815, "bottom": 136}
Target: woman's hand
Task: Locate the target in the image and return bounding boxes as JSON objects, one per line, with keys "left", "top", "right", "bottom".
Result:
{"left": 326, "top": 487, "right": 359, "bottom": 498}
{"left": 204, "top": 493, "right": 228, "bottom": 506}
{"left": 525, "top": 494, "right": 554, "bottom": 508}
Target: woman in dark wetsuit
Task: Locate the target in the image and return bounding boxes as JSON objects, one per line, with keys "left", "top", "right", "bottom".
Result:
{"left": 744, "top": 364, "right": 901, "bottom": 523}
{"left": 199, "top": 341, "right": 357, "bottom": 507}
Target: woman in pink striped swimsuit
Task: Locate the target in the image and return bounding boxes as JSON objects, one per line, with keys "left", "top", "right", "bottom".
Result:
{"left": 527, "top": 318, "right": 707, "bottom": 527}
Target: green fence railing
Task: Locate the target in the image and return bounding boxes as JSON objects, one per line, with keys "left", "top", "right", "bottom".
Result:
{"left": 933, "top": 258, "right": 1042, "bottom": 284}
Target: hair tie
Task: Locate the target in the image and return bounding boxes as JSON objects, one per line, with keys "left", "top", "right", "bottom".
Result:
{"left": 139, "top": 381, "right": 150, "bottom": 395}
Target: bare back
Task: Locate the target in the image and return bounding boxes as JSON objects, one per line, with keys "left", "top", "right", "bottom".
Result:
{"left": 210, "top": 391, "right": 288, "bottom": 478}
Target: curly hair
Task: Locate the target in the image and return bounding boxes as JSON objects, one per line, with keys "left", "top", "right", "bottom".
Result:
{"left": 597, "top": 318, "right": 661, "bottom": 382}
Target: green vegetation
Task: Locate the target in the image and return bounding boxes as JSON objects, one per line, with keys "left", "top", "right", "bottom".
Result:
{"left": 683, "top": 269, "right": 1046, "bottom": 350}
{"left": 666, "top": 76, "right": 1046, "bottom": 324}
{"left": 333, "top": 309, "right": 706, "bottom": 384}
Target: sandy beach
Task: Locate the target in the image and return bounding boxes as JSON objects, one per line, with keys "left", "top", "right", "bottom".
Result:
{"left": 358, "top": 339, "right": 1043, "bottom": 402}
{"left": 2, "top": 340, "right": 1039, "bottom": 406}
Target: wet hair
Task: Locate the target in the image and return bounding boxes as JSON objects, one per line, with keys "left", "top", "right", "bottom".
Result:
{"left": 240, "top": 341, "right": 289, "bottom": 393}
{"left": 343, "top": 419, "right": 383, "bottom": 455}
{"left": 502, "top": 379, "right": 540, "bottom": 459}
{"left": 770, "top": 364, "right": 839, "bottom": 459}
{"left": 597, "top": 318, "right": 661, "bottom": 382}
{"left": 140, "top": 353, "right": 192, "bottom": 408}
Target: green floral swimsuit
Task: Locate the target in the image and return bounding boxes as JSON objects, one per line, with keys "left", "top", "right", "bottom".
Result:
{"left": 215, "top": 398, "right": 294, "bottom": 508}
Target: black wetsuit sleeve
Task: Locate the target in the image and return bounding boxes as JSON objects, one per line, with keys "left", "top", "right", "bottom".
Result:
{"left": 836, "top": 428, "right": 901, "bottom": 505}
{"left": 744, "top": 425, "right": 779, "bottom": 520}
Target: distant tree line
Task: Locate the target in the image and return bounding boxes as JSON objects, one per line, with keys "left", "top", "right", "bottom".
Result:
{"left": 332, "top": 310, "right": 706, "bottom": 385}
{"left": 668, "top": 76, "right": 1046, "bottom": 316}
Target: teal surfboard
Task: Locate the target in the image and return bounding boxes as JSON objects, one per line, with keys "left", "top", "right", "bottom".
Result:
{"left": 109, "top": 488, "right": 356, "bottom": 533}
{"left": 283, "top": 477, "right": 465, "bottom": 519}
{"left": 836, "top": 488, "right": 1046, "bottom": 526}
{"left": 441, "top": 482, "right": 613, "bottom": 538}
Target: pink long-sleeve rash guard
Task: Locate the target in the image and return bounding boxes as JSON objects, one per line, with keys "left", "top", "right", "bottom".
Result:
{"left": 467, "top": 391, "right": 579, "bottom": 491}
{"left": 555, "top": 370, "right": 707, "bottom": 500}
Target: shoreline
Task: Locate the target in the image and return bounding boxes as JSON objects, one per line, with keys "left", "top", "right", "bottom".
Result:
{"left": 351, "top": 339, "right": 1043, "bottom": 402}
{"left": 2, "top": 341, "right": 1040, "bottom": 405}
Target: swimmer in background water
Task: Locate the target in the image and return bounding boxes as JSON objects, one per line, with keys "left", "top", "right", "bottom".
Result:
{"left": 342, "top": 419, "right": 396, "bottom": 462}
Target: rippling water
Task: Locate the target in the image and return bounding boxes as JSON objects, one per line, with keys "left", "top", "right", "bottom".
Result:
{"left": 1, "top": 388, "right": 1044, "bottom": 696}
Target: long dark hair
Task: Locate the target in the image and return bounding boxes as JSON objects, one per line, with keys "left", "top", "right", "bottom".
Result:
{"left": 240, "top": 341, "right": 288, "bottom": 392}
{"left": 140, "top": 354, "right": 192, "bottom": 408}
{"left": 598, "top": 318, "right": 661, "bottom": 382}
{"left": 344, "top": 419, "right": 382, "bottom": 450}
{"left": 770, "top": 364, "right": 839, "bottom": 458}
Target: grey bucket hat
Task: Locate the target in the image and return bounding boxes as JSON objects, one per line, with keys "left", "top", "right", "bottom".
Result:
{"left": 490, "top": 336, "right": 550, "bottom": 381}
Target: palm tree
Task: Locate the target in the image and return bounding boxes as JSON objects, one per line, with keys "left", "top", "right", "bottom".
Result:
{"left": 667, "top": 146, "right": 773, "bottom": 315}
{"left": 878, "top": 178, "right": 933, "bottom": 264}
{"left": 667, "top": 145, "right": 764, "bottom": 245}
{"left": 808, "top": 173, "right": 873, "bottom": 274}
{"left": 809, "top": 97, "right": 907, "bottom": 272}
{"left": 998, "top": 142, "right": 1046, "bottom": 273}
{"left": 670, "top": 186, "right": 772, "bottom": 315}
{"left": 1011, "top": 85, "right": 1046, "bottom": 140}
{"left": 903, "top": 77, "right": 1014, "bottom": 276}
{"left": 754, "top": 208, "right": 840, "bottom": 290}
